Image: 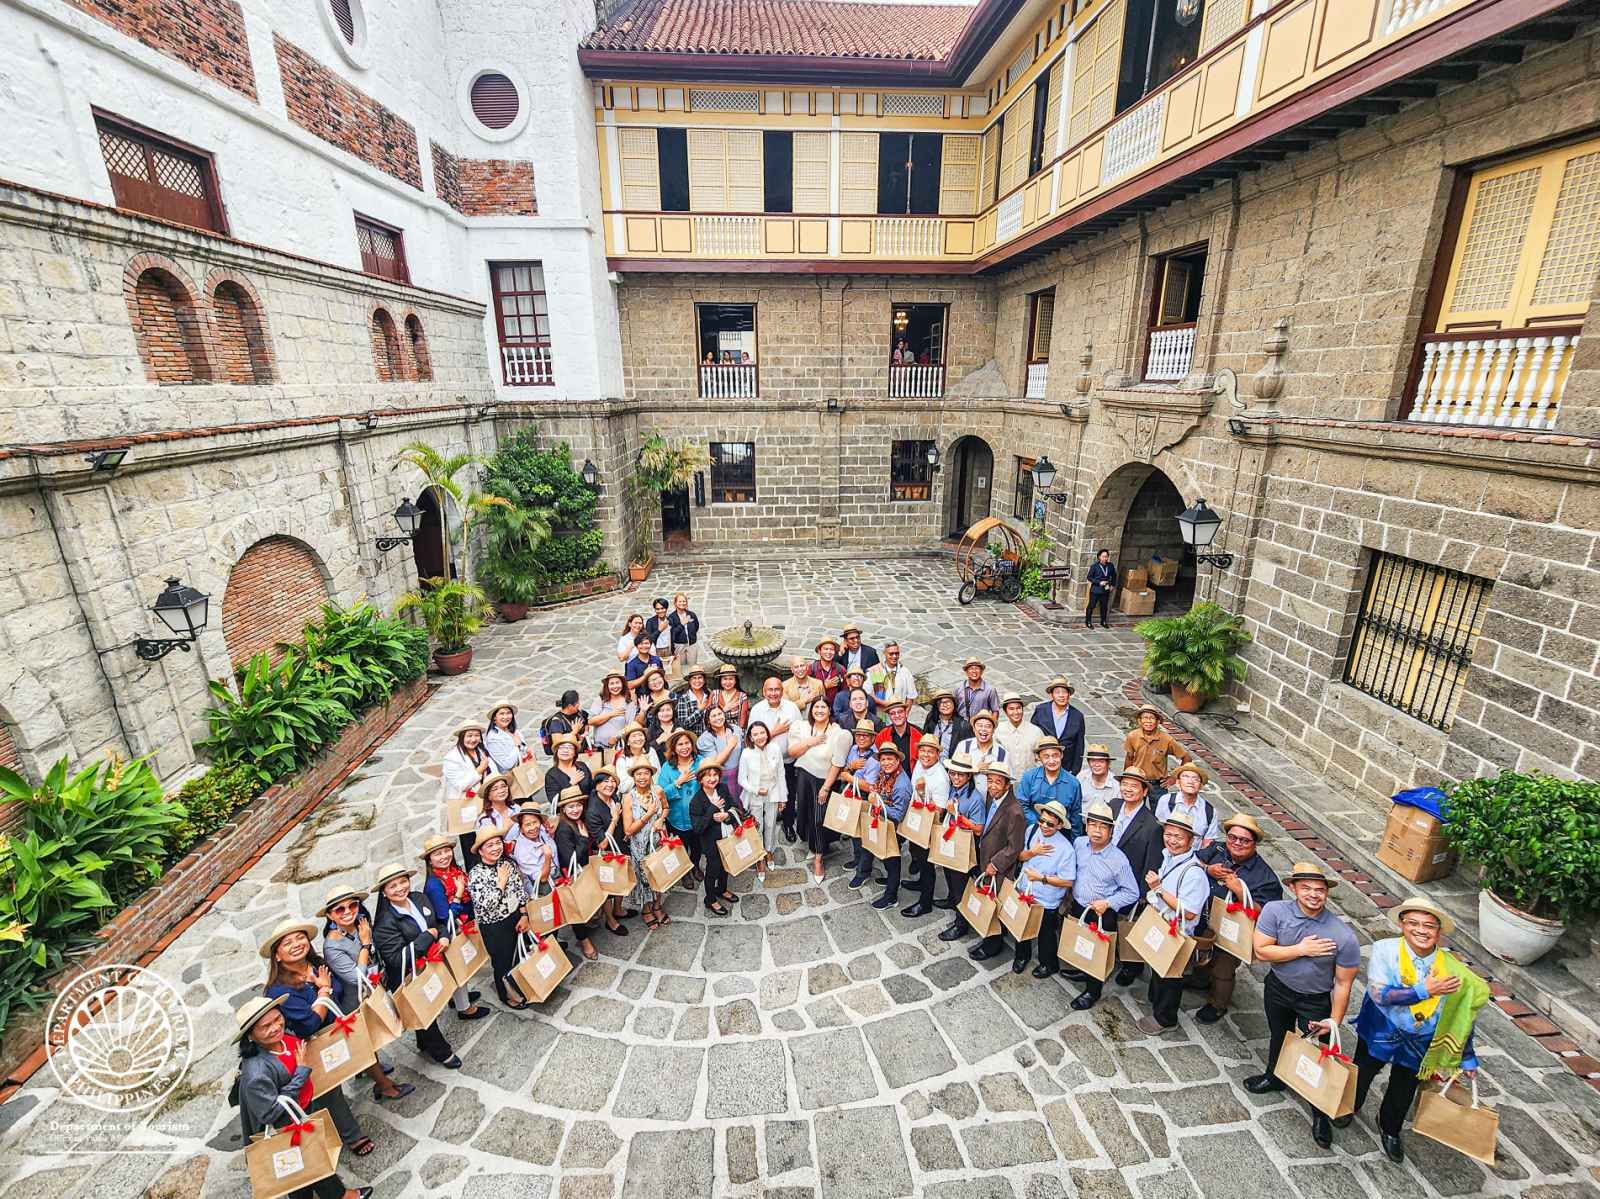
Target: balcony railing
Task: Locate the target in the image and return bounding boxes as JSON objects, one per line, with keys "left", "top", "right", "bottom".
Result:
{"left": 1408, "top": 327, "right": 1579, "bottom": 430}
{"left": 874, "top": 217, "right": 945, "bottom": 258}
{"left": 1026, "top": 362, "right": 1049, "bottom": 399}
{"left": 887, "top": 363, "right": 945, "bottom": 398}
{"left": 1383, "top": 0, "right": 1447, "bottom": 36}
{"left": 1145, "top": 323, "right": 1197, "bottom": 382}
{"left": 699, "top": 362, "right": 759, "bottom": 399}
{"left": 694, "top": 215, "right": 762, "bottom": 256}
{"left": 501, "top": 343, "right": 554, "bottom": 386}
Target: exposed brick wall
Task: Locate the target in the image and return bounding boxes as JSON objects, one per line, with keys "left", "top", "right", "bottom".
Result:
{"left": 67, "top": 0, "right": 256, "bottom": 100}
{"left": 124, "top": 255, "right": 214, "bottom": 384}
{"left": 0, "top": 725, "right": 20, "bottom": 836}
{"left": 430, "top": 142, "right": 537, "bottom": 216}
{"left": 211, "top": 280, "right": 273, "bottom": 384}
{"left": 405, "top": 314, "right": 433, "bottom": 381}
{"left": 221, "top": 536, "right": 331, "bottom": 667}
{"left": 275, "top": 36, "right": 422, "bottom": 190}
{"left": 371, "top": 307, "right": 406, "bottom": 381}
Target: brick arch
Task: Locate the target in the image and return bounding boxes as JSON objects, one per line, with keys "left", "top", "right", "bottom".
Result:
{"left": 1079, "top": 456, "right": 1207, "bottom": 609}
{"left": 370, "top": 304, "right": 408, "bottom": 382}
{"left": 0, "top": 665, "right": 78, "bottom": 832}
{"left": 123, "top": 252, "right": 214, "bottom": 384}
{"left": 220, "top": 536, "right": 333, "bottom": 668}
{"left": 204, "top": 268, "right": 276, "bottom": 384}
{"left": 403, "top": 311, "right": 433, "bottom": 381}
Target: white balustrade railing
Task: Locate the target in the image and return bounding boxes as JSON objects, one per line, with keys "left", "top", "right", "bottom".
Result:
{"left": 1025, "top": 362, "right": 1049, "bottom": 399}
{"left": 501, "top": 343, "right": 554, "bottom": 386}
{"left": 1144, "top": 324, "right": 1197, "bottom": 382}
{"left": 1383, "top": 0, "right": 1446, "bottom": 36}
{"left": 693, "top": 215, "right": 762, "bottom": 256}
{"left": 1408, "top": 330, "right": 1578, "bottom": 430}
{"left": 699, "top": 363, "right": 759, "bottom": 399}
{"left": 1101, "top": 93, "right": 1168, "bottom": 184}
{"left": 874, "top": 217, "right": 945, "bottom": 258}
{"left": 996, "top": 192, "right": 1024, "bottom": 242}
{"left": 887, "top": 363, "right": 945, "bottom": 398}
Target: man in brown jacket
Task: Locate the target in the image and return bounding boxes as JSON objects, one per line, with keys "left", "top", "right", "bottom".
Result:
{"left": 1122, "top": 704, "right": 1191, "bottom": 786}
{"left": 938, "top": 760, "right": 1026, "bottom": 959}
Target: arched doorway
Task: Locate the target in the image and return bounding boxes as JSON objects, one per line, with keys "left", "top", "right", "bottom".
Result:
{"left": 412, "top": 487, "right": 461, "bottom": 584}
{"left": 1081, "top": 462, "right": 1196, "bottom": 613}
{"left": 946, "top": 435, "right": 994, "bottom": 536}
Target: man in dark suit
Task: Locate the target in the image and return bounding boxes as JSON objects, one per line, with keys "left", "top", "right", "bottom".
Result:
{"left": 1109, "top": 766, "right": 1164, "bottom": 988}
{"left": 839, "top": 623, "right": 880, "bottom": 675}
{"left": 1029, "top": 676, "right": 1085, "bottom": 774}
{"left": 937, "top": 761, "right": 1026, "bottom": 960}
{"left": 1086, "top": 548, "right": 1117, "bottom": 628}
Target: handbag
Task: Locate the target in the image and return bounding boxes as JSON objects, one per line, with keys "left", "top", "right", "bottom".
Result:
{"left": 959, "top": 873, "right": 1001, "bottom": 936}
{"left": 509, "top": 754, "right": 543, "bottom": 800}
{"left": 1208, "top": 881, "right": 1259, "bottom": 964}
{"left": 353, "top": 971, "right": 402, "bottom": 1053}
{"left": 508, "top": 929, "right": 572, "bottom": 1004}
{"left": 444, "top": 912, "right": 489, "bottom": 988}
{"left": 716, "top": 815, "right": 765, "bottom": 877}
{"left": 822, "top": 785, "right": 866, "bottom": 838}
{"left": 1414, "top": 1071, "right": 1498, "bottom": 1164}
{"left": 1127, "top": 904, "right": 1198, "bottom": 978}
{"left": 391, "top": 942, "right": 453, "bottom": 1030}
{"left": 642, "top": 834, "right": 693, "bottom": 892}
{"left": 929, "top": 813, "right": 978, "bottom": 872}
{"left": 304, "top": 998, "right": 376, "bottom": 1098}
{"left": 595, "top": 837, "right": 639, "bottom": 896}
{"left": 1273, "top": 1025, "right": 1357, "bottom": 1118}
{"left": 861, "top": 802, "right": 899, "bottom": 861}
{"left": 552, "top": 853, "right": 605, "bottom": 924}
{"left": 1062, "top": 908, "right": 1117, "bottom": 980}
{"left": 525, "top": 870, "right": 565, "bottom": 936}
{"left": 998, "top": 877, "right": 1045, "bottom": 941}
{"left": 443, "top": 788, "right": 482, "bottom": 836}
{"left": 900, "top": 798, "right": 937, "bottom": 849}
{"left": 245, "top": 1097, "right": 340, "bottom": 1199}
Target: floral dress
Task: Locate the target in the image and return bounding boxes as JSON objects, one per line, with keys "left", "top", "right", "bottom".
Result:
{"left": 627, "top": 786, "right": 662, "bottom": 905}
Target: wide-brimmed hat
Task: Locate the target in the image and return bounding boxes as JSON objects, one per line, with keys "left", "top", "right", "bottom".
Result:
{"left": 619, "top": 720, "right": 648, "bottom": 738}
{"left": 1084, "top": 800, "right": 1116, "bottom": 827}
{"left": 556, "top": 785, "right": 588, "bottom": 807}
{"left": 1035, "top": 736, "right": 1063, "bottom": 754}
{"left": 451, "top": 720, "right": 483, "bottom": 739}
{"left": 472, "top": 822, "right": 511, "bottom": 852}
{"left": 232, "top": 994, "right": 289, "bottom": 1043}
{"left": 970, "top": 709, "right": 997, "bottom": 726}
{"left": 715, "top": 663, "right": 741, "bottom": 679}
{"left": 916, "top": 737, "right": 942, "bottom": 755}
{"left": 315, "top": 884, "right": 369, "bottom": 917}
{"left": 665, "top": 728, "right": 697, "bottom": 753}
{"left": 1115, "top": 766, "right": 1153, "bottom": 789}
{"left": 877, "top": 742, "right": 904, "bottom": 761}
{"left": 599, "top": 669, "right": 626, "bottom": 688}
{"left": 844, "top": 664, "right": 868, "bottom": 679}
{"left": 852, "top": 720, "right": 878, "bottom": 736}
{"left": 591, "top": 764, "right": 618, "bottom": 784}
{"left": 983, "top": 760, "right": 1012, "bottom": 782}
{"left": 648, "top": 696, "right": 675, "bottom": 716}
{"left": 625, "top": 755, "right": 657, "bottom": 777}
{"left": 1000, "top": 693, "right": 1026, "bottom": 709}
{"left": 550, "top": 731, "right": 580, "bottom": 750}
{"left": 1283, "top": 861, "right": 1338, "bottom": 888}
{"left": 885, "top": 698, "right": 908, "bottom": 712}
{"left": 1173, "top": 762, "right": 1210, "bottom": 788}
{"left": 257, "top": 917, "right": 321, "bottom": 960}
{"left": 374, "top": 861, "right": 414, "bottom": 890}
{"left": 816, "top": 636, "right": 839, "bottom": 652}
{"left": 480, "top": 770, "right": 512, "bottom": 796}
{"left": 516, "top": 806, "right": 548, "bottom": 825}
{"left": 1037, "top": 800, "right": 1070, "bottom": 826}
{"left": 418, "top": 832, "right": 456, "bottom": 860}
{"left": 1394, "top": 895, "right": 1454, "bottom": 935}
{"left": 485, "top": 701, "right": 518, "bottom": 723}
{"left": 928, "top": 688, "right": 955, "bottom": 705}
{"left": 685, "top": 663, "right": 708, "bottom": 679}
{"left": 695, "top": 760, "right": 724, "bottom": 779}
{"left": 1221, "top": 813, "right": 1265, "bottom": 843}
{"left": 962, "top": 656, "right": 985, "bottom": 669}
{"left": 1044, "top": 676, "right": 1074, "bottom": 695}
{"left": 841, "top": 623, "right": 862, "bottom": 636}
{"left": 947, "top": 752, "right": 975, "bottom": 774}
{"left": 1085, "top": 743, "right": 1112, "bottom": 761}
{"left": 1161, "top": 810, "right": 1196, "bottom": 836}
{"left": 642, "top": 664, "right": 668, "bottom": 684}
{"left": 1134, "top": 703, "right": 1163, "bottom": 720}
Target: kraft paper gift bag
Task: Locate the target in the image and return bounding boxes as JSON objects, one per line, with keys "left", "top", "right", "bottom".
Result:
{"left": 577, "top": 749, "right": 605, "bottom": 775}
{"left": 444, "top": 913, "right": 489, "bottom": 988}
{"left": 716, "top": 816, "right": 765, "bottom": 877}
{"left": 900, "top": 799, "right": 937, "bottom": 849}
{"left": 305, "top": 998, "right": 377, "bottom": 1099}
{"left": 595, "top": 839, "right": 639, "bottom": 896}
{"left": 960, "top": 874, "right": 1002, "bottom": 936}
{"left": 1128, "top": 904, "right": 1198, "bottom": 978}
{"left": 823, "top": 786, "right": 866, "bottom": 839}
{"left": 642, "top": 835, "right": 694, "bottom": 892}
{"left": 861, "top": 805, "right": 900, "bottom": 861}
{"left": 508, "top": 755, "right": 544, "bottom": 801}
{"left": 998, "top": 877, "right": 1045, "bottom": 942}
{"left": 929, "top": 814, "right": 978, "bottom": 873}
{"left": 1273, "top": 1027, "right": 1357, "bottom": 1118}
{"left": 1414, "top": 1072, "right": 1499, "bottom": 1165}
{"left": 552, "top": 854, "right": 605, "bottom": 924}
{"left": 525, "top": 873, "right": 566, "bottom": 936}
{"left": 392, "top": 944, "right": 453, "bottom": 1030}
{"left": 508, "top": 930, "right": 572, "bottom": 1004}
{"left": 1062, "top": 909, "right": 1117, "bottom": 980}
{"left": 1208, "top": 882, "right": 1260, "bottom": 964}
{"left": 443, "top": 789, "right": 482, "bottom": 836}
{"left": 246, "top": 1098, "right": 340, "bottom": 1199}
{"left": 354, "top": 974, "right": 403, "bottom": 1054}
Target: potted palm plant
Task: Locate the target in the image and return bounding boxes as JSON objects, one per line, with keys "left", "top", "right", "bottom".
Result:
{"left": 396, "top": 578, "right": 492, "bottom": 674}
{"left": 1444, "top": 770, "right": 1600, "bottom": 965}
{"left": 392, "top": 442, "right": 509, "bottom": 582}
{"left": 478, "top": 502, "right": 554, "bottom": 621}
{"left": 1134, "top": 601, "right": 1251, "bottom": 713}
{"left": 630, "top": 434, "right": 709, "bottom": 579}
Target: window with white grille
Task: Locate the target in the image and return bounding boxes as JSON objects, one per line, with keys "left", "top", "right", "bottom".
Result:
{"left": 490, "top": 261, "right": 554, "bottom": 386}
{"left": 882, "top": 93, "right": 946, "bottom": 117}
{"left": 689, "top": 89, "right": 760, "bottom": 112}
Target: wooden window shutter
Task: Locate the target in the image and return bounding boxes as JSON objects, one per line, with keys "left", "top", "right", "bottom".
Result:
{"left": 939, "top": 135, "right": 980, "bottom": 215}
{"left": 618, "top": 127, "right": 660, "bottom": 210}
{"left": 1439, "top": 136, "right": 1600, "bottom": 331}
{"left": 998, "top": 99, "right": 1030, "bottom": 196}
{"left": 687, "top": 129, "right": 728, "bottom": 210}
{"left": 1029, "top": 292, "right": 1055, "bottom": 361}
{"left": 792, "top": 131, "right": 831, "bottom": 212}
{"left": 1156, "top": 259, "right": 1193, "bottom": 325}
{"left": 980, "top": 124, "right": 1001, "bottom": 205}
{"left": 726, "top": 130, "right": 763, "bottom": 210}
{"left": 1040, "top": 58, "right": 1065, "bottom": 165}
{"left": 470, "top": 73, "right": 520, "bottom": 130}
{"left": 1069, "top": 0, "right": 1122, "bottom": 147}
{"left": 840, "top": 132, "right": 879, "bottom": 214}
{"left": 330, "top": 0, "right": 356, "bottom": 43}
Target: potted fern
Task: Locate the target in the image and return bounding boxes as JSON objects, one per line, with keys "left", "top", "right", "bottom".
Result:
{"left": 1135, "top": 601, "right": 1250, "bottom": 713}
{"left": 396, "top": 578, "right": 492, "bottom": 674}
{"left": 630, "top": 434, "right": 709, "bottom": 579}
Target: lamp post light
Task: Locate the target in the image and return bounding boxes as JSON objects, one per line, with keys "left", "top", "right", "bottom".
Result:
{"left": 580, "top": 458, "right": 599, "bottom": 489}
{"left": 377, "top": 497, "right": 422, "bottom": 552}
{"left": 1030, "top": 455, "right": 1071, "bottom": 506}
{"left": 134, "top": 577, "right": 210, "bottom": 661}
{"left": 925, "top": 443, "right": 941, "bottom": 474}
{"left": 1177, "top": 498, "right": 1234, "bottom": 568}
{"left": 85, "top": 447, "right": 129, "bottom": 472}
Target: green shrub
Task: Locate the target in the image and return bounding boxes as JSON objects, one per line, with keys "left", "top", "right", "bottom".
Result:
{"left": 1444, "top": 770, "right": 1600, "bottom": 922}
{"left": 166, "top": 763, "right": 260, "bottom": 857}
{"left": 1134, "top": 601, "right": 1251, "bottom": 702}
{"left": 201, "top": 653, "right": 359, "bottom": 786}
{"left": 1018, "top": 519, "right": 1055, "bottom": 601}
{"left": 482, "top": 433, "right": 605, "bottom": 585}
{"left": 396, "top": 578, "right": 491, "bottom": 653}
{"left": 289, "top": 601, "right": 428, "bottom": 710}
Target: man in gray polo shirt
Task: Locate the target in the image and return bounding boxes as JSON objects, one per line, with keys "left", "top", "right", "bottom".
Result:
{"left": 1245, "top": 861, "right": 1362, "bottom": 1150}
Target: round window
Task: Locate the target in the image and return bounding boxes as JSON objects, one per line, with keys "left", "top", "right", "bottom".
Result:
{"left": 470, "top": 73, "right": 520, "bottom": 131}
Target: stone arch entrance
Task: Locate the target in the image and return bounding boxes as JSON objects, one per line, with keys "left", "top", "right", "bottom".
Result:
{"left": 221, "top": 536, "right": 333, "bottom": 667}
{"left": 412, "top": 486, "right": 462, "bottom": 584}
{"left": 1081, "top": 462, "right": 1195, "bottom": 613}
{"left": 945, "top": 435, "right": 994, "bottom": 536}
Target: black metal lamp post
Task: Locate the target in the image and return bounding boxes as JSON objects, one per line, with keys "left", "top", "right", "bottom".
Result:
{"left": 1030, "top": 455, "right": 1070, "bottom": 506}
{"left": 134, "top": 578, "right": 210, "bottom": 661}
{"left": 1177, "top": 498, "right": 1234, "bottom": 568}
{"left": 377, "top": 497, "right": 422, "bottom": 553}
{"left": 580, "top": 458, "right": 599, "bottom": 488}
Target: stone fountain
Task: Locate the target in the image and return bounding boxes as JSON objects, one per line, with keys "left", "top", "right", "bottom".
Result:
{"left": 707, "top": 619, "right": 788, "bottom": 691}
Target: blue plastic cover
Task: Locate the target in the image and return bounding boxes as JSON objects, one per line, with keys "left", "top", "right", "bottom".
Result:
{"left": 1391, "top": 785, "right": 1447, "bottom": 820}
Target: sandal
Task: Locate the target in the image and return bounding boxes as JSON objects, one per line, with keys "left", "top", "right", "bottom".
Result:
{"left": 643, "top": 913, "right": 662, "bottom": 930}
{"left": 582, "top": 947, "right": 600, "bottom": 962}
{"left": 373, "top": 1081, "right": 415, "bottom": 1103}
{"left": 351, "top": 1137, "right": 377, "bottom": 1157}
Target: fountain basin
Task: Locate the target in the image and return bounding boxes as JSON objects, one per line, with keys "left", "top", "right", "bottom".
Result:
{"left": 708, "top": 620, "right": 788, "bottom": 690}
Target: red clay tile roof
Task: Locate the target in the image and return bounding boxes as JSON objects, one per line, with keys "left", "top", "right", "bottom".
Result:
{"left": 583, "top": 0, "right": 978, "bottom": 62}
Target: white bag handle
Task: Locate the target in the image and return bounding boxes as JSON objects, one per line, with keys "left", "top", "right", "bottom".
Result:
{"left": 318, "top": 996, "right": 347, "bottom": 1021}
{"left": 274, "top": 1094, "right": 312, "bottom": 1127}
{"left": 1439, "top": 1070, "right": 1481, "bottom": 1108}
{"left": 1238, "top": 881, "right": 1254, "bottom": 912}
{"left": 1319, "top": 1022, "right": 1344, "bottom": 1055}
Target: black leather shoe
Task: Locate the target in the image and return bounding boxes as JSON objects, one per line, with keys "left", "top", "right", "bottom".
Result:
{"left": 441, "top": 1055, "right": 463, "bottom": 1069}
{"left": 457, "top": 1006, "right": 490, "bottom": 1021}
{"left": 938, "top": 923, "right": 967, "bottom": 942}
{"left": 1032, "top": 964, "right": 1059, "bottom": 979}
{"left": 900, "top": 902, "right": 931, "bottom": 918}
{"left": 969, "top": 943, "right": 999, "bottom": 961}
{"left": 1195, "top": 1004, "right": 1225, "bottom": 1024}
{"left": 934, "top": 896, "right": 958, "bottom": 910}
{"left": 1332, "top": 1114, "right": 1354, "bottom": 1129}
{"left": 1060, "top": 967, "right": 1087, "bottom": 983}
{"left": 1382, "top": 1133, "right": 1404, "bottom": 1163}
{"left": 1011, "top": 959, "right": 1030, "bottom": 973}
{"left": 1244, "top": 1074, "right": 1286, "bottom": 1095}
{"left": 1311, "top": 1112, "right": 1332, "bottom": 1150}
{"left": 1113, "top": 965, "right": 1142, "bottom": 987}
{"left": 1071, "top": 992, "right": 1098, "bottom": 1011}
{"left": 871, "top": 894, "right": 897, "bottom": 910}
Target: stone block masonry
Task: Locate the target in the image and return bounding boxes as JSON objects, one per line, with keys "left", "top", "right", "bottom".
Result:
{"left": 275, "top": 36, "right": 423, "bottom": 190}
{"left": 431, "top": 143, "right": 538, "bottom": 217}
{"left": 67, "top": 0, "right": 256, "bottom": 100}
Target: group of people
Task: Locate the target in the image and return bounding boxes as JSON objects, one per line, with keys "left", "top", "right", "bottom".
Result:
{"left": 228, "top": 616, "right": 1488, "bottom": 1195}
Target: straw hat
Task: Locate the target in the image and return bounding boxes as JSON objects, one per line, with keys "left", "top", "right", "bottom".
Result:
{"left": 1084, "top": 743, "right": 1112, "bottom": 761}
{"left": 947, "top": 752, "right": 976, "bottom": 774}
{"left": 1161, "top": 810, "right": 1197, "bottom": 836}
{"left": 1035, "top": 736, "right": 1063, "bottom": 754}
{"left": 852, "top": 720, "right": 878, "bottom": 736}
{"left": 1115, "top": 766, "right": 1153, "bottom": 789}
{"left": 816, "top": 636, "right": 840, "bottom": 652}
{"left": 1283, "top": 861, "right": 1339, "bottom": 888}
{"left": 480, "top": 770, "right": 512, "bottom": 796}
{"left": 1084, "top": 800, "right": 1116, "bottom": 827}
{"left": 1394, "top": 895, "right": 1455, "bottom": 936}
{"left": 649, "top": 696, "right": 675, "bottom": 716}
{"left": 257, "top": 917, "right": 322, "bottom": 959}
{"left": 550, "top": 731, "right": 580, "bottom": 748}
{"left": 485, "top": 701, "right": 518, "bottom": 724}
{"left": 685, "top": 663, "right": 708, "bottom": 679}
{"left": 916, "top": 737, "right": 942, "bottom": 755}
{"left": 451, "top": 720, "right": 483, "bottom": 739}
{"left": 885, "top": 698, "right": 908, "bottom": 712}
{"left": 877, "top": 742, "right": 904, "bottom": 761}
{"left": 592, "top": 764, "right": 618, "bottom": 783}
{"left": 845, "top": 664, "right": 868, "bottom": 679}
{"left": 665, "top": 728, "right": 697, "bottom": 754}
{"left": 418, "top": 832, "right": 456, "bottom": 860}
{"left": 599, "top": 668, "right": 626, "bottom": 687}
{"left": 928, "top": 688, "right": 955, "bottom": 705}
{"left": 374, "top": 861, "right": 414, "bottom": 891}
{"left": 232, "top": 994, "right": 289, "bottom": 1043}
{"left": 1044, "top": 676, "right": 1074, "bottom": 695}
{"left": 970, "top": 708, "right": 998, "bottom": 726}
{"left": 625, "top": 756, "right": 657, "bottom": 777}
{"left": 1134, "top": 703, "right": 1163, "bottom": 720}
{"left": 841, "top": 623, "right": 862, "bottom": 636}
{"left": 1221, "top": 813, "right": 1265, "bottom": 843}
{"left": 695, "top": 760, "right": 724, "bottom": 779}
{"left": 1173, "top": 762, "right": 1210, "bottom": 788}
{"left": 1037, "top": 800, "right": 1070, "bottom": 826}
{"left": 619, "top": 720, "right": 647, "bottom": 738}
{"left": 472, "top": 822, "right": 511, "bottom": 852}
{"left": 315, "top": 884, "right": 369, "bottom": 918}
{"left": 983, "top": 759, "right": 1012, "bottom": 782}
{"left": 555, "top": 785, "right": 587, "bottom": 807}
{"left": 642, "top": 664, "right": 667, "bottom": 684}
{"left": 516, "top": 806, "right": 548, "bottom": 825}
{"left": 962, "top": 656, "right": 985, "bottom": 669}
{"left": 1000, "top": 692, "right": 1026, "bottom": 709}
{"left": 715, "top": 663, "right": 741, "bottom": 679}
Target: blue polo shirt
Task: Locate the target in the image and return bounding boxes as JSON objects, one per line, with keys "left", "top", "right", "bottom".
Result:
{"left": 1015, "top": 766, "right": 1084, "bottom": 836}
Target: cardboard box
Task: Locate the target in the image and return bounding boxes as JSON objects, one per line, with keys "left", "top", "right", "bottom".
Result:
{"left": 1125, "top": 566, "right": 1150, "bottom": 591}
{"left": 1147, "top": 558, "right": 1179, "bottom": 586}
{"left": 1376, "top": 803, "right": 1457, "bottom": 882}
{"left": 1119, "top": 588, "right": 1156, "bottom": 616}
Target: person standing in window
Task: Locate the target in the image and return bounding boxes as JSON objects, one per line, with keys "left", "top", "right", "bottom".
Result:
{"left": 1086, "top": 548, "right": 1117, "bottom": 629}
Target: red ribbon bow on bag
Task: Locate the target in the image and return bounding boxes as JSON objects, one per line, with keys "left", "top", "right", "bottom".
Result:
{"left": 464, "top": 789, "right": 476, "bottom": 799}
{"left": 286, "top": 1120, "right": 317, "bottom": 1146}
{"left": 529, "top": 929, "right": 547, "bottom": 952}
{"left": 660, "top": 836, "right": 684, "bottom": 849}
{"left": 1016, "top": 891, "right": 1038, "bottom": 906}
{"left": 1090, "top": 922, "right": 1110, "bottom": 942}
{"left": 910, "top": 800, "right": 931, "bottom": 811}
{"left": 456, "top": 917, "right": 480, "bottom": 936}
{"left": 1318, "top": 1043, "right": 1353, "bottom": 1063}
{"left": 736, "top": 816, "right": 756, "bottom": 833}
{"left": 552, "top": 872, "right": 573, "bottom": 889}
{"left": 367, "top": 969, "right": 382, "bottom": 985}
{"left": 870, "top": 813, "right": 881, "bottom": 830}
{"left": 601, "top": 851, "right": 627, "bottom": 864}
{"left": 942, "top": 815, "right": 976, "bottom": 841}
{"left": 331, "top": 1012, "right": 359, "bottom": 1037}
{"left": 1225, "top": 901, "right": 1261, "bottom": 920}
{"left": 423, "top": 942, "right": 446, "bottom": 964}
{"left": 1167, "top": 916, "right": 1180, "bottom": 937}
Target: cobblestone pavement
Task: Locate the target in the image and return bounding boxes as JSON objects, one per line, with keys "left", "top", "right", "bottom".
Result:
{"left": 3, "top": 557, "right": 1599, "bottom": 1199}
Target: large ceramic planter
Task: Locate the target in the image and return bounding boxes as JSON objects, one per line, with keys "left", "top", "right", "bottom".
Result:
{"left": 1170, "top": 684, "right": 1205, "bottom": 713}
{"left": 628, "top": 556, "right": 653, "bottom": 583}
{"left": 1479, "top": 889, "right": 1564, "bottom": 965}
{"left": 434, "top": 647, "right": 474, "bottom": 675}
{"left": 498, "top": 602, "right": 529, "bottom": 623}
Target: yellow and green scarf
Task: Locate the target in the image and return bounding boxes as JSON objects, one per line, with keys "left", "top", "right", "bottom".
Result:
{"left": 1401, "top": 942, "right": 1489, "bottom": 1080}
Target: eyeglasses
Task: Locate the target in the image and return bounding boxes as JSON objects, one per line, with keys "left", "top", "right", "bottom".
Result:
{"left": 330, "top": 901, "right": 360, "bottom": 915}
{"left": 1224, "top": 833, "right": 1255, "bottom": 845}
